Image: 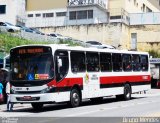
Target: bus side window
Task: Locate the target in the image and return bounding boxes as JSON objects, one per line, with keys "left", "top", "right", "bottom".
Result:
{"left": 122, "top": 54, "right": 132, "bottom": 72}
{"left": 112, "top": 53, "right": 122, "bottom": 72}
{"left": 55, "top": 50, "right": 69, "bottom": 82}
{"left": 86, "top": 52, "right": 99, "bottom": 72}
{"left": 141, "top": 55, "right": 148, "bottom": 71}
{"left": 132, "top": 55, "right": 141, "bottom": 71}
{"left": 100, "top": 53, "right": 112, "bottom": 72}
{"left": 71, "top": 52, "right": 86, "bottom": 73}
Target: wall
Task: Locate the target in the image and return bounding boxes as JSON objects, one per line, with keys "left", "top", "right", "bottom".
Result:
{"left": 26, "top": 0, "right": 68, "bottom": 11}
{"left": 41, "top": 23, "right": 122, "bottom": 48}
{"left": 0, "top": 0, "right": 26, "bottom": 25}
{"left": 40, "top": 23, "right": 160, "bottom": 53}
{"left": 130, "top": 24, "right": 160, "bottom": 53}
{"left": 0, "top": 0, "right": 17, "bottom": 24}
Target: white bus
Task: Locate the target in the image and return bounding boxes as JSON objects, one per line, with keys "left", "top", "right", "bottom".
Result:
{"left": 10, "top": 44, "right": 151, "bottom": 110}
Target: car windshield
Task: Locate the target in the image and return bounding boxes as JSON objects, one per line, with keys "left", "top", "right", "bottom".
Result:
{"left": 5, "top": 22, "right": 14, "bottom": 26}
{"left": 11, "top": 54, "right": 54, "bottom": 81}
{"left": 57, "top": 34, "right": 63, "bottom": 37}
{"left": 86, "top": 41, "right": 102, "bottom": 45}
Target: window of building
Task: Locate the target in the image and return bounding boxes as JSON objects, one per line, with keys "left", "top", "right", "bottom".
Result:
{"left": 0, "top": 5, "right": 6, "bottom": 14}
{"left": 112, "top": 54, "right": 122, "bottom": 72}
{"left": 110, "top": 16, "right": 121, "bottom": 19}
{"left": 71, "top": 52, "right": 86, "bottom": 72}
{"left": 28, "top": 14, "right": 33, "bottom": 17}
{"left": 86, "top": 52, "right": 99, "bottom": 72}
{"left": 132, "top": 55, "right": 141, "bottom": 71}
{"left": 141, "top": 55, "right": 148, "bottom": 71}
{"left": 43, "top": 13, "right": 54, "bottom": 18}
{"left": 77, "top": 10, "right": 87, "bottom": 19}
{"left": 35, "top": 14, "right": 41, "bottom": 17}
{"left": 122, "top": 54, "right": 132, "bottom": 71}
{"left": 100, "top": 53, "right": 112, "bottom": 72}
{"left": 69, "top": 10, "right": 93, "bottom": 20}
{"left": 69, "top": 11, "right": 76, "bottom": 20}
{"left": 88, "top": 10, "right": 93, "bottom": 19}
{"left": 56, "top": 12, "right": 66, "bottom": 17}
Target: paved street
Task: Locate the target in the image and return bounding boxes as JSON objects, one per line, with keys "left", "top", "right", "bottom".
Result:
{"left": 0, "top": 89, "right": 160, "bottom": 123}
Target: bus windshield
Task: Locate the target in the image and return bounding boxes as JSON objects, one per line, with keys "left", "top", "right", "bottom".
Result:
{"left": 11, "top": 54, "right": 54, "bottom": 81}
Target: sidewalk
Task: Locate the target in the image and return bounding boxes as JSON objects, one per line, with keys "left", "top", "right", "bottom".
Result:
{"left": 0, "top": 103, "right": 31, "bottom": 112}
{"left": 132, "top": 89, "right": 160, "bottom": 97}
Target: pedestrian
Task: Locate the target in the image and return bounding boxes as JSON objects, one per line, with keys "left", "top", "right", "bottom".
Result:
{"left": 6, "top": 81, "right": 13, "bottom": 111}
{"left": 0, "top": 81, "right": 4, "bottom": 103}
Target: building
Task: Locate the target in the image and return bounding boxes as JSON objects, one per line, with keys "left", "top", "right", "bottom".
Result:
{"left": 109, "top": 0, "right": 160, "bottom": 23}
{"left": 26, "top": 0, "right": 109, "bottom": 27}
{"left": 0, "top": 0, "right": 26, "bottom": 25}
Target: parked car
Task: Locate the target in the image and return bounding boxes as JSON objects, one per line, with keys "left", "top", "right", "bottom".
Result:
{"left": 86, "top": 41, "right": 116, "bottom": 49}
{"left": 16, "top": 25, "right": 33, "bottom": 33}
{"left": 0, "top": 22, "right": 20, "bottom": 32}
{"left": 48, "top": 33, "right": 71, "bottom": 40}
{"left": 30, "top": 28, "right": 45, "bottom": 35}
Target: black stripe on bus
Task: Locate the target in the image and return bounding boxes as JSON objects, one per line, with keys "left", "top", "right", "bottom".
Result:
{"left": 100, "top": 81, "right": 150, "bottom": 88}
{"left": 49, "top": 85, "right": 83, "bottom": 93}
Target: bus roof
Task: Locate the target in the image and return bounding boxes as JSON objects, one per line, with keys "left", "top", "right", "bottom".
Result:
{"left": 10, "top": 44, "right": 149, "bottom": 55}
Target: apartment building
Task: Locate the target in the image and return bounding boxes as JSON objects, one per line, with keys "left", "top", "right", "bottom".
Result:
{"left": 0, "top": 0, "right": 26, "bottom": 25}
{"left": 26, "top": 0, "right": 109, "bottom": 27}
{"left": 109, "top": 0, "right": 160, "bottom": 23}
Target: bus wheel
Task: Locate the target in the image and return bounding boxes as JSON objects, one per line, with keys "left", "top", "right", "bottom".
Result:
{"left": 116, "top": 84, "right": 131, "bottom": 101}
{"left": 124, "top": 84, "right": 131, "bottom": 100}
{"left": 70, "top": 89, "right": 81, "bottom": 107}
{"left": 31, "top": 103, "right": 43, "bottom": 110}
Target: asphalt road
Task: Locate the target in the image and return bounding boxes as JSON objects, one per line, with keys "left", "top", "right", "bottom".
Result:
{"left": 0, "top": 89, "right": 160, "bottom": 123}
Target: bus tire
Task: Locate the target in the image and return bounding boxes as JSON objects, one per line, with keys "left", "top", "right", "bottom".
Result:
{"left": 116, "top": 84, "right": 131, "bottom": 101}
{"left": 70, "top": 88, "right": 81, "bottom": 108}
{"left": 31, "top": 103, "right": 43, "bottom": 110}
{"left": 124, "top": 84, "right": 131, "bottom": 100}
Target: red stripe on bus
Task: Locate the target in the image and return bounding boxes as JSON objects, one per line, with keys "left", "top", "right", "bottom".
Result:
{"left": 47, "top": 78, "right": 83, "bottom": 87}
{"left": 100, "top": 75, "right": 151, "bottom": 84}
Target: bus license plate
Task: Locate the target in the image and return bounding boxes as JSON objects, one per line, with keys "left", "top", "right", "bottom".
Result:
{"left": 23, "top": 96, "right": 32, "bottom": 100}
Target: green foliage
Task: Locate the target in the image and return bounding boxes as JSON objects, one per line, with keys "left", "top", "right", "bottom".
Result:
{"left": 0, "top": 33, "right": 82, "bottom": 54}
{"left": 58, "top": 39, "right": 81, "bottom": 46}
{"left": 0, "top": 33, "right": 49, "bottom": 53}
{"left": 148, "top": 50, "right": 160, "bottom": 58}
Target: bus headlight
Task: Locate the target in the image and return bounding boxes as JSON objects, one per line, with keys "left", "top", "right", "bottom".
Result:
{"left": 11, "top": 89, "right": 16, "bottom": 94}
{"left": 40, "top": 86, "right": 54, "bottom": 93}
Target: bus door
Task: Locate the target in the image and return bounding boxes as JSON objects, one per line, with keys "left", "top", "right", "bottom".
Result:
{"left": 55, "top": 50, "right": 69, "bottom": 101}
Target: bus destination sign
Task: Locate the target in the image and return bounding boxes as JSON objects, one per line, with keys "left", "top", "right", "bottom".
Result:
{"left": 18, "top": 48, "right": 44, "bottom": 54}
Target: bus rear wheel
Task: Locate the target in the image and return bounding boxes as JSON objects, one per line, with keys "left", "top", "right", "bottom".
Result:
{"left": 70, "top": 89, "right": 81, "bottom": 108}
{"left": 31, "top": 103, "right": 43, "bottom": 110}
{"left": 116, "top": 84, "right": 131, "bottom": 101}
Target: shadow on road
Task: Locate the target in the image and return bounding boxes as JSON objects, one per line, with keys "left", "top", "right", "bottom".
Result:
{"left": 11, "top": 96, "right": 145, "bottom": 113}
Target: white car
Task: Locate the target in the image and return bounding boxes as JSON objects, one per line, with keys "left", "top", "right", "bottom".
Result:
{"left": 0, "top": 22, "right": 20, "bottom": 32}
{"left": 48, "top": 33, "right": 71, "bottom": 40}
{"left": 86, "top": 41, "right": 116, "bottom": 49}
